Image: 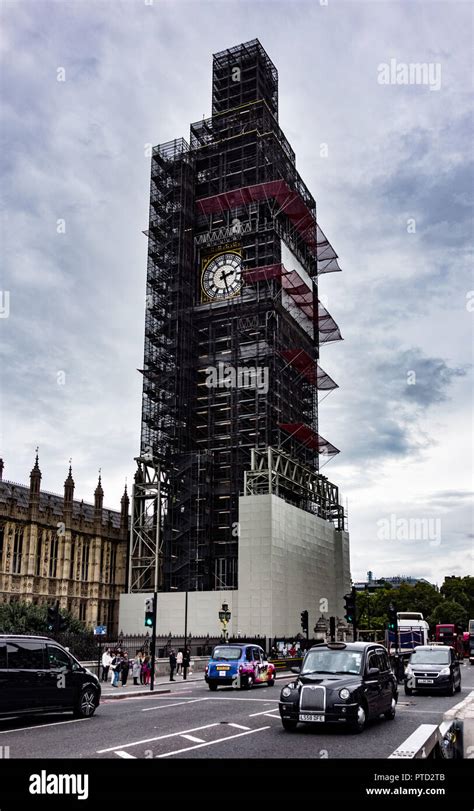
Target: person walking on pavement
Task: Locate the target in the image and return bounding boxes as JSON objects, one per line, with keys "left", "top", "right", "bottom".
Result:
{"left": 182, "top": 648, "right": 190, "bottom": 679}
{"left": 141, "top": 655, "right": 151, "bottom": 685}
{"left": 132, "top": 651, "right": 142, "bottom": 686}
{"left": 101, "top": 648, "right": 112, "bottom": 682}
{"left": 176, "top": 649, "right": 183, "bottom": 676}
{"left": 111, "top": 652, "right": 122, "bottom": 687}
{"left": 169, "top": 649, "right": 177, "bottom": 681}
{"left": 120, "top": 652, "right": 130, "bottom": 687}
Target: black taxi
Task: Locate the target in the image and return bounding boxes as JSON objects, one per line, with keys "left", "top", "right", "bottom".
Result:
{"left": 279, "top": 642, "right": 398, "bottom": 733}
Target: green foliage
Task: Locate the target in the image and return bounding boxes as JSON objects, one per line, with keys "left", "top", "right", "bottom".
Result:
{"left": 428, "top": 600, "right": 469, "bottom": 628}
{"left": 0, "top": 601, "right": 86, "bottom": 637}
{"left": 355, "top": 576, "right": 473, "bottom": 632}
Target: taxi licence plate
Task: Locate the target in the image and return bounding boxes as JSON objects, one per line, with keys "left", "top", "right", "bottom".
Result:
{"left": 418, "top": 679, "right": 434, "bottom": 684}
{"left": 299, "top": 713, "right": 324, "bottom": 722}
{"left": 219, "top": 671, "right": 226, "bottom": 677}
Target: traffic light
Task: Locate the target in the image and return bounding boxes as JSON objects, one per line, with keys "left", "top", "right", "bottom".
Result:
{"left": 388, "top": 603, "right": 398, "bottom": 632}
{"left": 47, "top": 604, "right": 58, "bottom": 632}
{"left": 58, "top": 614, "right": 68, "bottom": 633}
{"left": 300, "top": 610, "right": 309, "bottom": 635}
{"left": 144, "top": 596, "right": 155, "bottom": 628}
{"left": 344, "top": 591, "right": 356, "bottom": 624}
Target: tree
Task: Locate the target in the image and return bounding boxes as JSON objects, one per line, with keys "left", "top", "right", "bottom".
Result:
{"left": 0, "top": 602, "right": 85, "bottom": 635}
{"left": 428, "top": 600, "right": 468, "bottom": 629}
{"left": 441, "top": 577, "right": 474, "bottom": 616}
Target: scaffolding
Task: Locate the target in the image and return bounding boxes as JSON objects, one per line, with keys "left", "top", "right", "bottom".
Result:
{"left": 136, "top": 39, "right": 346, "bottom": 594}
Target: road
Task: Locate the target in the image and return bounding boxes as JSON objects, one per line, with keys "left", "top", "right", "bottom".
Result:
{"left": 0, "top": 662, "right": 472, "bottom": 760}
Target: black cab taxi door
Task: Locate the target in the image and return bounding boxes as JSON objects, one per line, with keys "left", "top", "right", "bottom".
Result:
{"left": 364, "top": 649, "right": 383, "bottom": 717}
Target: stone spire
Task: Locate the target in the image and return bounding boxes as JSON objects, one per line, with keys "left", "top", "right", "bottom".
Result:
{"left": 29, "top": 449, "right": 41, "bottom": 498}
{"left": 64, "top": 461, "right": 75, "bottom": 506}
{"left": 94, "top": 471, "right": 104, "bottom": 520}
{"left": 120, "top": 482, "right": 129, "bottom": 532}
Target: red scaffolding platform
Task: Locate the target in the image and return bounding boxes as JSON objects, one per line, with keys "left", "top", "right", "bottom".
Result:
{"left": 279, "top": 349, "right": 338, "bottom": 390}
{"left": 278, "top": 423, "right": 340, "bottom": 456}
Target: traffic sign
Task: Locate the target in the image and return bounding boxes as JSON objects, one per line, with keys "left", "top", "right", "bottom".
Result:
{"left": 94, "top": 626, "right": 107, "bottom": 636}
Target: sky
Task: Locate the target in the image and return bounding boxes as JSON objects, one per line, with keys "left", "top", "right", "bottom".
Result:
{"left": 1, "top": 0, "right": 473, "bottom": 586}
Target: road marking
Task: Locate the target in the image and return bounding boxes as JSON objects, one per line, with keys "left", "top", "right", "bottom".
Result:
{"left": 204, "top": 696, "right": 280, "bottom": 703}
{"left": 142, "top": 698, "right": 206, "bottom": 712}
{"left": 248, "top": 709, "right": 281, "bottom": 718}
{"left": 115, "top": 750, "right": 137, "bottom": 759}
{"left": 158, "top": 725, "right": 271, "bottom": 758}
{"left": 227, "top": 723, "right": 250, "bottom": 730}
{"left": 0, "top": 718, "right": 89, "bottom": 735}
{"left": 180, "top": 734, "right": 205, "bottom": 743}
{"left": 97, "top": 723, "right": 220, "bottom": 753}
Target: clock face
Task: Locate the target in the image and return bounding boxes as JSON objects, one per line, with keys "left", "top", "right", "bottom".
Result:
{"left": 201, "top": 252, "right": 243, "bottom": 301}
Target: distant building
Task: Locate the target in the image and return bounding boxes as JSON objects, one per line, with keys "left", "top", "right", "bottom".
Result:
{"left": 353, "top": 574, "right": 432, "bottom": 591}
{"left": 0, "top": 456, "right": 128, "bottom": 635}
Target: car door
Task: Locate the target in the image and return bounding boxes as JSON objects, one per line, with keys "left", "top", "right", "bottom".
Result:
{"left": 43, "top": 644, "right": 75, "bottom": 709}
{"left": 0, "top": 641, "right": 9, "bottom": 715}
{"left": 253, "top": 647, "right": 263, "bottom": 682}
{"left": 376, "top": 649, "right": 393, "bottom": 712}
{"left": 450, "top": 648, "right": 460, "bottom": 689}
{"left": 5, "top": 638, "right": 47, "bottom": 713}
{"left": 364, "top": 649, "right": 382, "bottom": 718}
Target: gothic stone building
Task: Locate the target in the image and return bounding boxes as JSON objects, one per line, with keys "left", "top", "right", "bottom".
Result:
{"left": 0, "top": 457, "right": 128, "bottom": 635}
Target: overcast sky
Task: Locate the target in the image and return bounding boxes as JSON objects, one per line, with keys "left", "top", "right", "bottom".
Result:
{"left": 1, "top": 0, "right": 472, "bottom": 585}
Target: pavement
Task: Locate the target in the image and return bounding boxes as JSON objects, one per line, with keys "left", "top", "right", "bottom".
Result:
{"left": 1, "top": 661, "right": 472, "bottom": 760}
{"left": 100, "top": 670, "right": 291, "bottom": 699}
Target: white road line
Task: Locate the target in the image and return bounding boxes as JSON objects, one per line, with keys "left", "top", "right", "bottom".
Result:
{"left": 115, "top": 750, "right": 137, "bottom": 759}
{"left": 204, "top": 696, "right": 280, "bottom": 703}
{"left": 158, "top": 725, "right": 271, "bottom": 758}
{"left": 227, "top": 723, "right": 250, "bottom": 730}
{"left": 0, "top": 718, "right": 89, "bottom": 735}
{"left": 180, "top": 734, "right": 205, "bottom": 743}
{"left": 97, "top": 723, "right": 220, "bottom": 753}
{"left": 248, "top": 709, "right": 281, "bottom": 718}
{"left": 142, "top": 698, "right": 206, "bottom": 712}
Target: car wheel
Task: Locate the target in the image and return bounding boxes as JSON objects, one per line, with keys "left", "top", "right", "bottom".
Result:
{"left": 350, "top": 704, "right": 366, "bottom": 733}
{"left": 384, "top": 694, "right": 397, "bottom": 720}
{"left": 246, "top": 675, "right": 254, "bottom": 690}
{"left": 208, "top": 682, "right": 218, "bottom": 691}
{"left": 267, "top": 678, "right": 275, "bottom": 687}
{"left": 74, "top": 687, "right": 98, "bottom": 718}
{"left": 455, "top": 680, "right": 461, "bottom": 693}
{"left": 404, "top": 685, "right": 413, "bottom": 696}
{"left": 282, "top": 719, "right": 298, "bottom": 731}
{"left": 447, "top": 680, "right": 455, "bottom": 696}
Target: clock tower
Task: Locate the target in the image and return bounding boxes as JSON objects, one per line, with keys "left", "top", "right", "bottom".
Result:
{"left": 138, "top": 40, "right": 345, "bottom": 595}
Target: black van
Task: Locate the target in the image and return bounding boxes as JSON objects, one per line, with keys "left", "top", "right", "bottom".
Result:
{"left": 0, "top": 635, "right": 101, "bottom": 720}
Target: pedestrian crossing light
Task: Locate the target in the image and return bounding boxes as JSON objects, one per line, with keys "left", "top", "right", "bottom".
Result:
{"left": 144, "top": 596, "right": 155, "bottom": 628}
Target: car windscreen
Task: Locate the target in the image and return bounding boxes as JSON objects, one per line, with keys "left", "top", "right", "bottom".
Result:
{"left": 301, "top": 649, "right": 362, "bottom": 675}
{"left": 211, "top": 647, "right": 242, "bottom": 661}
{"left": 410, "top": 649, "right": 449, "bottom": 665}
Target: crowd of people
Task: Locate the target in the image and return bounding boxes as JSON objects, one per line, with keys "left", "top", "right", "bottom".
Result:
{"left": 100, "top": 648, "right": 154, "bottom": 687}
{"left": 100, "top": 647, "right": 193, "bottom": 686}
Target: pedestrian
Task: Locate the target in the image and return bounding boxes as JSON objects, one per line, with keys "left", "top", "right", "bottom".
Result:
{"left": 121, "top": 652, "right": 130, "bottom": 687}
{"left": 101, "top": 648, "right": 113, "bottom": 682}
{"left": 141, "top": 655, "right": 151, "bottom": 685}
{"left": 182, "top": 648, "right": 190, "bottom": 678}
{"left": 132, "top": 651, "right": 142, "bottom": 686}
{"left": 111, "top": 652, "right": 122, "bottom": 687}
{"left": 176, "top": 649, "right": 183, "bottom": 675}
{"left": 169, "top": 649, "right": 177, "bottom": 681}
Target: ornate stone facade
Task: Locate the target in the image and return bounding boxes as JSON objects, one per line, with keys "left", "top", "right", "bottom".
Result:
{"left": 0, "top": 457, "right": 128, "bottom": 635}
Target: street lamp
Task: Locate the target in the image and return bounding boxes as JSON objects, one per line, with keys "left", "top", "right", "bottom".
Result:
{"left": 218, "top": 602, "right": 232, "bottom": 640}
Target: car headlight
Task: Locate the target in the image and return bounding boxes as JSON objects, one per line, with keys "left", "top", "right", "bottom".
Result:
{"left": 405, "top": 666, "right": 413, "bottom": 675}
{"left": 281, "top": 687, "right": 292, "bottom": 698}
{"left": 339, "top": 688, "right": 350, "bottom": 700}
{"left": 439, "top": 667, "right": 450, "bottom": 676}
